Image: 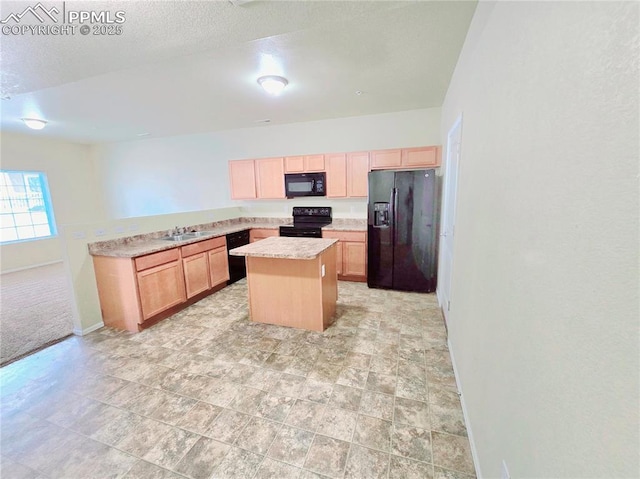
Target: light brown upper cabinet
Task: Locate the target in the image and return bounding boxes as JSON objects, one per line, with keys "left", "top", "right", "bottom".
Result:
{"left": 325, "top": 153, "right": 347, "bottom": 197}
{"left": 284, "top": 156, "right": 304, "bottom": 173}
{"left": 284, "top": 155, "right": 325, "bottom": 173}
{"left": 401, "top": 146, "right": 440, "bottom": 167}
{"left": 371, "top": 149, "right": 402, "bottom": 169}
{"left": 255, "top": 157, "right": 285, "bottom": 199}
{"left": 304, "top": 155, "right": 325, "bottom": 172}
{"left": 347, "top": 151, "right": 370, "bottom": 197}
{"left": 229, "top": 159, "right": 257, "bottom": 199}
{"left": 230, "top": 145, "right": 440, "bottom": 201}
{"left": 371, "top": 146, "right": 441, "bottom": 170}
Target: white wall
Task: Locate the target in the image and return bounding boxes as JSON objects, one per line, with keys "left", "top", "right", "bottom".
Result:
{"left": 440, "top": 2, "right": 638, "bottom": 478}
{"left": 92, "top": 108, "right": 441, "bottom": 219}
{"left": 0, "top": 132, "right": 105, "bottom": 272}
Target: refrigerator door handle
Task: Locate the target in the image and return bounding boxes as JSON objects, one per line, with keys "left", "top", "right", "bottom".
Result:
{"left": 391, "top": 187, "right": 398, "bottom": 241}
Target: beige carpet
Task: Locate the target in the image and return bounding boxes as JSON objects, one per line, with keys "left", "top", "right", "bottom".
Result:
{"left": 0, "top": 262, "right": 74, "bottom": 366}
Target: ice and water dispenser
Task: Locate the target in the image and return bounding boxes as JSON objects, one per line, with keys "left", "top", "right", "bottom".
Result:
{"left": 373, "top": 202, "right": 391, "bottom": 227}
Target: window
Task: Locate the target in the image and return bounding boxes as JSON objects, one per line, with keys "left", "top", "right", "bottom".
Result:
{"left": 0, "top": 170, "right": 57, "bottom": 243}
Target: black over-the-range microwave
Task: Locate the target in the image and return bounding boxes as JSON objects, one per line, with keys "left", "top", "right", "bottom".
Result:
{"left": 284, "top": 172, "right": 326, "bottom": 198}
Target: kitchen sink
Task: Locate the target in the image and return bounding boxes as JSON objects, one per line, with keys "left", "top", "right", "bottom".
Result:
{"left": 162, "top": 234, "right": 191, "bottom": 241}
{"left": 162, "top": 231, "right": 216, "bottom": 241}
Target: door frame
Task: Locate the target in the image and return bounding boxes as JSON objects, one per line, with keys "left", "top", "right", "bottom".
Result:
{"left": 437, "top": 113, "right": 463, "bottom": 325}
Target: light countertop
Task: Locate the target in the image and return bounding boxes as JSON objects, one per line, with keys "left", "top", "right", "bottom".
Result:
{"left": 229, "top": 236, "right": 338, "bottom": 260}
{"left": 88, "top": 221, "right": 282, "bottom": 258}
{"left": 88, "top": 217, "right": 365, "bottom": 258}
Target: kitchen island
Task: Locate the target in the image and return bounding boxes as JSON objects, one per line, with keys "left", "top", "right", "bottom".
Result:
{"left": 229, "top": 236, "right": 338, "bottom": 332}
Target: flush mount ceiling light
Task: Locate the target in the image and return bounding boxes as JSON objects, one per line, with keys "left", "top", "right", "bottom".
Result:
{"left": 21, "top": 118, "right": 47, "bottom": 130}
{"left": 257, "top": 75, "right": 288, "bottom": 95}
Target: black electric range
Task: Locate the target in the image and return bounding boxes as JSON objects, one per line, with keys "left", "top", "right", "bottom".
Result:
{"left": 279, "top": 207, "right": 332, "bottom": 238}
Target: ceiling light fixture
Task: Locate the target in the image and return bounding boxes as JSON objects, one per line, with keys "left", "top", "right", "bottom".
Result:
{"left": 257, "top": 75, "right": 288, "bottom": 96}
{"left": 21, "top": 118, "right": 47, "bottom": 130}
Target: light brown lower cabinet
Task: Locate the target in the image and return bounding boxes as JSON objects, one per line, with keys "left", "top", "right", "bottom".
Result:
{"left": 93, "top": 236, "right": 230, "bottom": 332}
{"left": 209, "top": 246, "right": 230, "bottom": 287}
{"left": 182, "top": 252, "right": 211, "bottom": 299}
{"left": 250, "top": 228, "right": 279, "bottom": 242}
{"left": 322, "top": 230, "right": 367, "bottom": 282}
{"left": 137, "top": 260, "right": 187, "bottom": 319}
{"left": 334, "top": 241, "right": 343, "bottom": 275}
{"left": 181, "top": 237, "right": 230, "bottom": 298}
{"left": 343, "top": 241, "right": 367, "bottom": 277}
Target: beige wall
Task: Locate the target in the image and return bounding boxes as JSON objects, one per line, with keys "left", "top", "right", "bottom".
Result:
{"left": 92, "top": 108, "right": 441, "bottom": 219}
{"left": 440, "top": 2, "right": 639, "bottom": 478}
{"left": 0, "top": 132, "right": 105, "bottom": 272}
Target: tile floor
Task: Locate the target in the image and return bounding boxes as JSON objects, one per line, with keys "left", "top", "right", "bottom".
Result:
{"left": 0, "top": 279, "right": 476, "bottom": 479}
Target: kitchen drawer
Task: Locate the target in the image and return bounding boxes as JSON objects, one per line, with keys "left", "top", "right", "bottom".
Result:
{"left": 135, "top": 248, "right": 180, "bottom": 272}
{"left": 181, "top": 237, "right": 226, "bottom": 257}
{"left": 323, "top": 230, "right": 366, "bottom": 243}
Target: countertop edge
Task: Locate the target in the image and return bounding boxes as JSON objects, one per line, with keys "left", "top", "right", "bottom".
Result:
{"left": 229, "top": 237, "right": 338, "bottom": 260}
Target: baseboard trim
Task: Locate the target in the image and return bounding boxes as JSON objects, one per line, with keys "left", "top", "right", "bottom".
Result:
{"left": 73, "top": 321, "right": 104, "bottom": 336}
{"left": 1, "top": 260, "right": 63, "bottom": 275}
{"left": 448, "top": 336, "right": 483, "bottom": 478}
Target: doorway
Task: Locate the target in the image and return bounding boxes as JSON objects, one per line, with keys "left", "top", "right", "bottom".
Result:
{"left": 438, "top": 114, "right": 463, "bottom": 326}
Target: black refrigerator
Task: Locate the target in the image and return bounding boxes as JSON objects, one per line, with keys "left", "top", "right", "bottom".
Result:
{"left": 367, "top": 169, "right": 440, "bottom": 293}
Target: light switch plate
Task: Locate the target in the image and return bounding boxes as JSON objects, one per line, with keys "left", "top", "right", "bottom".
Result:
{"left": 321, "top": 264, "right": 325, "bottom": 277}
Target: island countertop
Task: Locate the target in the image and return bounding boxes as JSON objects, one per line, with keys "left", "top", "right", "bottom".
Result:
{"left": 229, "top": 236, "right": 338, "bottom": 260}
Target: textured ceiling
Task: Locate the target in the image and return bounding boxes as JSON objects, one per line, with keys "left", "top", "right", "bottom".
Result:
{"left": 0, "top": 0, "right": 477, "bottom": 143}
